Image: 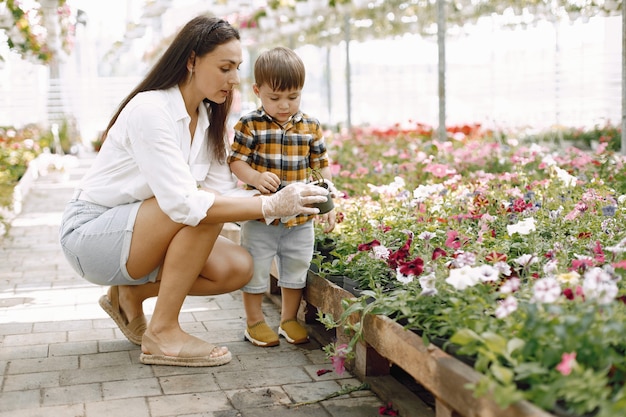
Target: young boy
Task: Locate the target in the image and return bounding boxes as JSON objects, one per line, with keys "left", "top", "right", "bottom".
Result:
{"left": 228, "top": 46, "right": 335, "bottom": 347}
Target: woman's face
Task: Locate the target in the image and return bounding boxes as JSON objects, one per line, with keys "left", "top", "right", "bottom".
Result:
{"left": 192, "top": 38, "right": 242, "bottom": 103}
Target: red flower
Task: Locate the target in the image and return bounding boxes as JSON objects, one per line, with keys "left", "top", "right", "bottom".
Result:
{"left": 387, "top": 231, "right": 413, "bottom": 269}
{"left": 316, "top": 369, "right": 332, "bottom": 376}
{"left": 485, "top": 251, "right": 507, "bottom": 263}
{"left": 432, "top": 247, "right": 447, "bottom": 260}
{"left": 379, "top": 403, "right": 398, "bottom": 416}
{"left": 398, "top": 257, "right": 424, "bottom": 277}
{"left": 358, "top": 240, "right": 380, "bottom": 251}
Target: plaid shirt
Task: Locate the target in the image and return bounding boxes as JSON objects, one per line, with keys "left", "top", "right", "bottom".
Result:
{"left": 229, "top": 107, "right": 329, "bottom": 227}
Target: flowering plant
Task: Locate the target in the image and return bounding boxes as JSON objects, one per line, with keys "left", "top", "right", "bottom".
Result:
{"left": 316, "top": 122, "right": 626, "bottom": 416}
{"left": 1, "top": 0, "right": 75, "bottom": 64}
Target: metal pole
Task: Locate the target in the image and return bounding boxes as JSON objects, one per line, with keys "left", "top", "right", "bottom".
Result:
{"left": 622, "top": 0, "right": 625, "bottom": 154}
{"left": 437, "top": 0, "right": 446, "bottom": 141}
{"left": 345, "top": 13, "right": 352, "bottom": 131}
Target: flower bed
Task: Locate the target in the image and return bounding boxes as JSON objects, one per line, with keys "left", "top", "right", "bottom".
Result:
{"left": 304, "top": 271, "right": 556, "bottom": 417}
{"left": 314, "top": 122, "right": 626, "bottom": 416}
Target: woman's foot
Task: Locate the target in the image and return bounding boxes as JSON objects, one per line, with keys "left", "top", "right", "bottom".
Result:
{"left": 140, "top": 330, "right": 231, "bottom": 367}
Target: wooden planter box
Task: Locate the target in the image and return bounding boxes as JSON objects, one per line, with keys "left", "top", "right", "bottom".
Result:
{"left": 303, "top": 271, "right": 556, "bottom": 417}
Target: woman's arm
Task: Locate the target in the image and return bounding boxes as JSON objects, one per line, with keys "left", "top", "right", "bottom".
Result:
{"left": 199, "top": 183, "right": 328, "bottom": 225}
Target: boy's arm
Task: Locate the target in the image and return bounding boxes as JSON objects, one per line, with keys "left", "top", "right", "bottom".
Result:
{"left": 230, "top": 160, "right": 281, "bottom": 194}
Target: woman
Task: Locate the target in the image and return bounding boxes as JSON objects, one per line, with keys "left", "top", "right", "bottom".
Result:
{"left": 58, "top": 15, "right": 327, "bottom": 367}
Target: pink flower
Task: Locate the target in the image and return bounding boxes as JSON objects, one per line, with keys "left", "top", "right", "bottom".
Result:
{"left": 556, "top": 352, "right": 577, "bottom": 376}
{"left": 330, "top": 344, "right": 350, "bottom": 375}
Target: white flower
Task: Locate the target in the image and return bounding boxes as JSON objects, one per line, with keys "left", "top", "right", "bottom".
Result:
{"left": 418, "top": 231, "right": 436, "bottom": 241}
{"left": 494, "top": 261, "right": 512, "bottom": 277}
{"left": 412, "top": 183, "right": 445, "bottom": 203}
{"left": 582, "top": 267, "right": 617, "bottom": 304}
{"left": 543, "top": 260, "right": 559, "bottom": 276}
{"left": 454, "top": 251, "right": 476, "bottom": 267}
{"left": 475, "top": 264, "right": 500, "bottom": 282}
{"left": 495, "top": 296, "right": 518, "bottom": 318}
{"left": 514, "top": 254, "right": 537, "bottom": 267}
{"left": 507, "top": 217, "right": 536, "bottom": 236}
{"left": 395, "top": 268, "right": 414, "bottom": 284}
{"left": 372, "top": 245, "right": 390, "bottom": 260}
{"left": 499, "top": 277, "right": 520, "bottom": 294}
{"left": 552, "top": 165, "right": 578, "bottom": 187}
{"left": 419, "top": 272, "right": 438, "bottom": 296}
{"left": 445, "top": 265, "right": 480, "bottom": 290}
{"left": 531, "top": 277, "right": 562, "bottom": 303}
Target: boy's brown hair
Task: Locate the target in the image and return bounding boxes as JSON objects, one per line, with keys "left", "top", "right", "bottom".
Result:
{"left": 254, "top": 46, "right": 305, "bottom": 91}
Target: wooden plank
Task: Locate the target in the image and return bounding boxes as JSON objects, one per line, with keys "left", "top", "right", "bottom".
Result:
{"left": 367, "top": 375, "right": 435, "bottom": 417}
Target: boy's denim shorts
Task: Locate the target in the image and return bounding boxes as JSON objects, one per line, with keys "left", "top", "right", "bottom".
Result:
{"left": 240, "top": 220, "right": 314, "bottom": 294}
{"left": 59, "top": 196, "right": 159, "bottom": 286}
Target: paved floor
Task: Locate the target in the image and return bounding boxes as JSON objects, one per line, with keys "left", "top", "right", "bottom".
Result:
{"left": 0, "top": 154, "right": 387, "bottom": 417}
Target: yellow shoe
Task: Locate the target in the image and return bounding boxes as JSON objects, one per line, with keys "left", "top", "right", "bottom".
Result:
{"left": 244, "top": 321, "right": 279, "bottom": 347}
{"left": 278, "top": 319, "right": 309, "bottom": 344}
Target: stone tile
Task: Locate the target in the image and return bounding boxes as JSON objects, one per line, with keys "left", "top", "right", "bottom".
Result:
{"left": 0, "top": 344, "right": 48, "bottom": 361}
{"left": 98, "top": 339, "right": 138, "bottom": 353}
{"left": 85, "top": 398, "right": 150, "bottom": 417}
{"left": 215, "top": 367, "right": 312, "bottom": 390}
{"left": 224, "top": 386, "right": 291, "bottom": 409}
{"left": 79, "top": 351, "right": 132, "bottom": 369}
{"left": 0, "top": 389, "right": 40, "bottom": 412}
{"left": 7, "top": 355, "right": 78, "bottom": 374}
{"left": 282, "top": 380, "right": 345, "bottom": 404}
{"left": 0, "top": 403, "right": 84, "bottom": 417}
{"left": 159, "top": 373, "right": 220, "bottom": 395}
{"left": 147, "top": 393, "right": 232, "bottom": 417}
{"left": 49, "top": 341, "right": 98, "bottom": 357}
{"left": 60, "top": 363, "right": 154, "bottom": 385}
{"left": 321, "top": 396, "right": 385, "bottom": 416}
{"left": 2, "top": 331, "right": 66, "bottom": 347}
{"left": 239, "top": 404, "right": 329, "bottom": 417}
{"left": 238, "top": 350, "right": 310, "bottom": 370}
{"left": 102, "top": 378, "right": 162, "bottom": 400}
{"left": 68, "top": 328, "right": 117, "bottom": 343}
{"left": 3, "top": 370, "right": 61, "bottom": 392}
{"left": 0, "top": 322, "right": 32, "bottom": 334}
{"left": 33, "top": 320, "right": 93, "bottom": 333}
{"left": 42, "top": 383, "right": 102, "bottom": 406}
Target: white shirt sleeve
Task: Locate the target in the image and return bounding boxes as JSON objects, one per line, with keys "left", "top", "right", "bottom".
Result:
{"left": 126, "top": 101, "right": 215, "bottom": 226}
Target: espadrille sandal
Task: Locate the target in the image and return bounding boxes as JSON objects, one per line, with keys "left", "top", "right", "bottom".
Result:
{"left": 139, "top": 334, "right": 232, "bottom": 367}
{"left": 98, "top": 286, "right": 146, "bottom": 345}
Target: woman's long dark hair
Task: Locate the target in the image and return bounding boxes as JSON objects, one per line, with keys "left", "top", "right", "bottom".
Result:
{"left": 101, "top": 15, "right": 240, "bottom": 162}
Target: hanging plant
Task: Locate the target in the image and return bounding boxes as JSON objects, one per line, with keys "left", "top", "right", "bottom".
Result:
{"left": 0, "top": 0, "right": 76, "bottom": 64}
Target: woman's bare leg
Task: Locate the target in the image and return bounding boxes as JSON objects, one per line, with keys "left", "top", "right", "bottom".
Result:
{"left": 115, "top": 198, "right": 252, "bottom": 357}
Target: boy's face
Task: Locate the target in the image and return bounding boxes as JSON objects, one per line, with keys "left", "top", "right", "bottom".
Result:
{"left": 253, "top": 83, "right": 302, "bottom": 124}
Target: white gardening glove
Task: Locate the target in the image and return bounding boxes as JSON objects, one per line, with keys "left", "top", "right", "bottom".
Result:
{"left": 260, "top": 183, "right": 328, "bottom": 224}
{"left": 319, "top": 178, "right": 340, "bottom": 198}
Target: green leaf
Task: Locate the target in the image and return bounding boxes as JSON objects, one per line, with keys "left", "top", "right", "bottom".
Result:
{"left": 490, "top": 363, "right": 514, "bottom": 385}
{"left": 449, "top": 328, "right": 481, "bottom": 346}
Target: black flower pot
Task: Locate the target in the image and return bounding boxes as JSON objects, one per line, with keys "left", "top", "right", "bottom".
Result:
{"left": 310, "top": 180, "right": 334, "bottom": 214}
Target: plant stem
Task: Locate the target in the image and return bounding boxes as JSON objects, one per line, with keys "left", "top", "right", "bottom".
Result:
{"left": 289, "top": 382, "right": 370, "bottom": 407}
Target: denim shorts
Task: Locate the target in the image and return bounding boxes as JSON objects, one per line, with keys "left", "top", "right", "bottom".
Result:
{"left": 240, "top": 220, "right": 314, "bottom": 294}
{"left": 59, "top": 197, "right": 159, "bottom": 286}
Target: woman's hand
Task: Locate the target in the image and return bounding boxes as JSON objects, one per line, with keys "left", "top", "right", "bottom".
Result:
{"left": 260, "top": 183, "right": 328, "bottom": 219}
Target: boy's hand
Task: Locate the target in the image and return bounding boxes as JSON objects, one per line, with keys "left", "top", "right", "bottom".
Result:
{"left": 254, "top": 171, "right": 281, "bottom": 194}
{"left": 317, "top": 209, "right": 336, "bottom": 233}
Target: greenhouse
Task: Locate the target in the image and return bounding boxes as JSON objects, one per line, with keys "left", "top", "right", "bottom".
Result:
{"left": 0, "top": 1, "right": 624, "bottom": 416}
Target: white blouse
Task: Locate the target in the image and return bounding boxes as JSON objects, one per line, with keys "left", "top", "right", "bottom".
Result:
{"left": 78, "top": 86, "right": 254, "bottom": 226}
